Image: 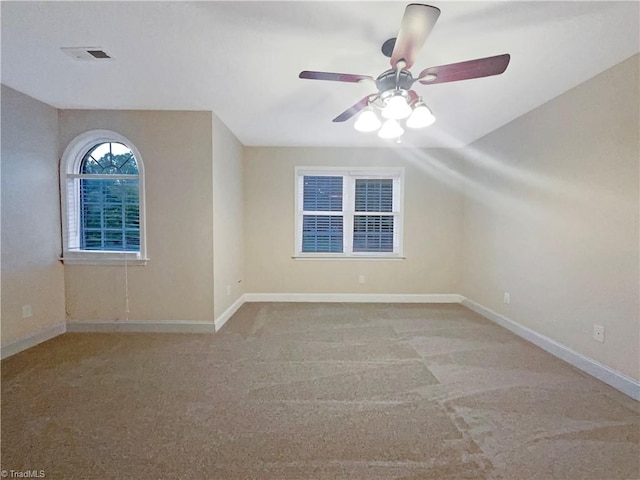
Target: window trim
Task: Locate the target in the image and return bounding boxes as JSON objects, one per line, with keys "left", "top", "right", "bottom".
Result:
{"left": 60, "top": 130, "right": 148, "bottom": 265}
{"left": 294, "top": 166, "right": 404, "bottom": 259}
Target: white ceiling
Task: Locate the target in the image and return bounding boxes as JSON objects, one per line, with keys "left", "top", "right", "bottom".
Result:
{"left": 2, "top": 1, "right": 638, "bottom": 148}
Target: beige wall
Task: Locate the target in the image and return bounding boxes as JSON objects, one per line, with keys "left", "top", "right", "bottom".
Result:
{"left": 1, "top": 85, "right": 66, "bottom": 344}
{"left": 212, "top": 114, "right": 245, "bottom": 318}
{"left": 461, "top": 54, "right": 639, "bottom": 379}
{"left": 243, "top": 147, "right": 464, "bottom": 294}
{"left": 59, "top": 110, "right": 214, "bottom": 321}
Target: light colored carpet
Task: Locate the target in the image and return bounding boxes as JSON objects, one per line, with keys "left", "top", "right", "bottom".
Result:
{"left": 1, "top": 302, "right": 638, "bottom": 479}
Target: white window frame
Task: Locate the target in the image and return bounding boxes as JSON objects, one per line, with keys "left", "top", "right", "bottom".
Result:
{"left": 294, "top": 166, "right": 404, "bottom": 259}
{"left": 60, "top": 130, "right": 148, "bottom": 265}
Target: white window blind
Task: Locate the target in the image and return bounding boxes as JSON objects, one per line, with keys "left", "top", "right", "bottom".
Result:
{"left": 295, "top": 167, "right": 403, "bottom": 258}
{"left": 301, "top": 175, "right": 344, "bottom": 253}
{"left": 78, "top": 142, "right": 140, "bottom": 251}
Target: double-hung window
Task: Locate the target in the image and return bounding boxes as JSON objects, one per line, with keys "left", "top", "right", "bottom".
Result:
{"left": 60, "top": 130, "right": 147, "bottom": 265}
{"left": 295, "top": 167, "right": 404, "bottom": 258}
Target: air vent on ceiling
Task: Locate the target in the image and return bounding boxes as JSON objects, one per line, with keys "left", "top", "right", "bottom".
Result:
{"left": 61, "top": 47, "right": 113, "bottom": 61}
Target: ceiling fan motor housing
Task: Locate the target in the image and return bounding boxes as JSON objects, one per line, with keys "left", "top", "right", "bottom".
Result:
{"left": 376, "top": 69, "right": 414, "bottom": 93}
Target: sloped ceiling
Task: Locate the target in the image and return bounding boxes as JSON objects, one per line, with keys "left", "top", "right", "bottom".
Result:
{"left": 1, "top": 1, "right": 638, "bottom": 147}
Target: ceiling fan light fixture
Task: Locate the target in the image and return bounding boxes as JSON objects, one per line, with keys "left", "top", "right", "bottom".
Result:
{"left": 381, "top": 92, "right": 412, "bottom": 120}
{"left": 354, "top": 107, "right": 382, "bottom": 132}
{"left": 378, "top": 119, "right": 404, "bottom": 139}
{"left": 406, "top": 103, "right": 436, "bottom": 129}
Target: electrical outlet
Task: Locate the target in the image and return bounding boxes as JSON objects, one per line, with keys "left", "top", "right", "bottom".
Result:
{"left": 226, "top": 285, "right": 231, "bottom": 296}
{"left": 593, "top": 324, "right": 605, "bottom": 343}
{"left": 358, "top": 275, "right": 365, "bottom": 285}
{"left": 22, "top": 305, "right": 33, "bottom": 318}
{"left": 503, "top": 292, "right": 510, "bottom": 304}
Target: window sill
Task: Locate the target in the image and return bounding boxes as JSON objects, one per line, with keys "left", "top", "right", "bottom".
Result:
{"left": 292, "top": 254, "right": 405, "bottom": 261}
{"left": 60, "top": 252, "right": 149, "bottom": 266}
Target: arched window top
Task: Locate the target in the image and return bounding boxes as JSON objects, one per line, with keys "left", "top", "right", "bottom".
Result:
{"left": 61, "top": 129, "right": 145, "bottom": 177}
{"left": 81, "top": 142, "right": 139, "bottom": 175}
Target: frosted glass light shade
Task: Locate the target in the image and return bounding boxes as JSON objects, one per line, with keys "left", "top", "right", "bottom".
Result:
{"left": 354, "top": 108, "right": 381, "bottom": 132}
{"left": 406, "top": 103, "right": 436, "bottom": 129}
{"left": 381, "top": 95, "right": 412, "bottom": 120}
{"left": 377, "top": 119, "right": 404, "bottom": 139}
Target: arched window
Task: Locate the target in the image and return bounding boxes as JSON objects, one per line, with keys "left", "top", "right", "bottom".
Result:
{"left": 60, "top": 130, "right": 147, "bottom": 264}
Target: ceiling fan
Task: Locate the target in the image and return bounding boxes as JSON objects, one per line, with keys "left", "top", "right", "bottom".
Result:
{"left": 299, "top": 3, "right": 510, "bottom": 139}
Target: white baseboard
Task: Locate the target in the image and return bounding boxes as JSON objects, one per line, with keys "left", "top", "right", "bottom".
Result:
{"left": 243, "top": 293, "right": 464, "bottom": 304}
{"left": 65, "top": 295, "right": 247, "bottom": 335}
{"left": 462, "top": 297, "right": 640, "bottom": 401}
{"left": 1, "top": 322, "right": 67, "bottom": 359}
{"left": 66, "top": 320, "right": 216, "bottom": 334}
{"left": 214, "top": 295, "right": 246, "bottom": 332}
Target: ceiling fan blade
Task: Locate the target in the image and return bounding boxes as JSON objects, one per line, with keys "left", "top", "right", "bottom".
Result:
{"left": 299, "top": 71, "right": 374, "bottom": 83}
{"left": 333, "top": 96, "right": 373, "bottom": 122}
{"left": 390, "top": 4, "right": 441, "bottom": 70}
{"left": 418, "top": 54, "right": 511, "bottom": 85}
